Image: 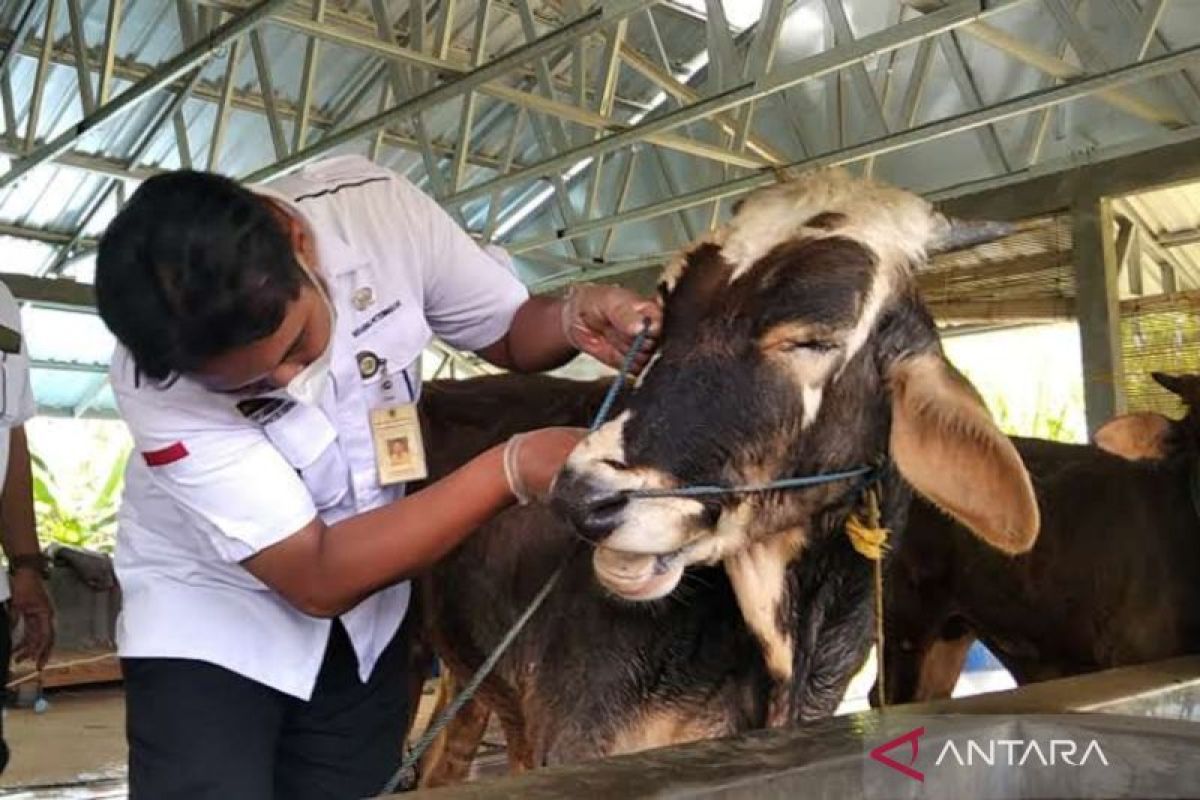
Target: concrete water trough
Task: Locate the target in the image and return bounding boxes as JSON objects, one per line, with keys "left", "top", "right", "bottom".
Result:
{"left": 405, "top": 656, "right": 1200, "bottom": 799}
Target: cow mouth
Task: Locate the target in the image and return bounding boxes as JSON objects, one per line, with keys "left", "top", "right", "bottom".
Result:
{"left": 592, "top": 546, "right": 685, "bottom": 601}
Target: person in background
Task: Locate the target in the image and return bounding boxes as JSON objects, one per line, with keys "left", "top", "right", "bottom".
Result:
{"left": 0, "top": 279, "right": 55, "bottom": 773}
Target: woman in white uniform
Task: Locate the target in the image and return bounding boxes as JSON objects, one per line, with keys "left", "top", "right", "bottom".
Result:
{"left": 93, "top": 155, "right": 660, "bottom": 799}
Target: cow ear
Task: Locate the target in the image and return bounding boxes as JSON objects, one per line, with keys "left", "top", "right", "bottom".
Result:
{"left": 1093, "top": 412, "right": 1173, "bottom": 460}
{"left": 1152, "top": 371, "right": 1184, "bottom": 395}
{"left": 888, "top": 352, "right": 1039, "bottom": 555}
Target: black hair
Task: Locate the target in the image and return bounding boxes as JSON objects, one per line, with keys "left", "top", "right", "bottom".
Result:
{"left": 95, "top": 170, "right": 305, "bottom": 382}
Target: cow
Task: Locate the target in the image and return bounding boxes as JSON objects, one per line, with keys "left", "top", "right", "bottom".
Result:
{"left": 415, "top": 169, "right": 1039, "bottom": 785}
{"left": 878, "top": 372, "right": 1200, "bottom": 704}
{"left": 1094, "top": 372, "right": 1200, "bottom": 461}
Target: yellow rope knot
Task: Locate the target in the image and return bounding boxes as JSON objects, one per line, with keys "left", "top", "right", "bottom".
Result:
{"left": 845, "top": 488, "right": 889, "bottom": 561}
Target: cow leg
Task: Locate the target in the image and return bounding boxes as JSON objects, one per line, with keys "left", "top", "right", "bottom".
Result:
{"left": 913, "top": 631, "right": 974, "bottom": 701}
{"left": 417, "top": 671, "right": 492, "bottom": 788}
{"left": 496, "top": 710, "right": 536, "bottom": 774}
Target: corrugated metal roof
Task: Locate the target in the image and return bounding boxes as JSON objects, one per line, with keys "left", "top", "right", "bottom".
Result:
{"left": 1, "top": 0, "right": 1200, "bottom": 417}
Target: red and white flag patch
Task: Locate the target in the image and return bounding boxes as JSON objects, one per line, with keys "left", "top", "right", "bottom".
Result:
{"left": 142, "top": 442, "right": 189, "bottom": 467}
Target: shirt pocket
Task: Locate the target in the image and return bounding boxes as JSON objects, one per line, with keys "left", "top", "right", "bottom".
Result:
{"left": 353, "top": 304, "right": 430, "bottom": 403}
{"left": 261, "top": 403, "right": 349, "bottom": 511}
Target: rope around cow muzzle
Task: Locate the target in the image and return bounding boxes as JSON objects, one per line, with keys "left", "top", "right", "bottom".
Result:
{"left": 378, "top": 320, "right": 882, "bottom": 795}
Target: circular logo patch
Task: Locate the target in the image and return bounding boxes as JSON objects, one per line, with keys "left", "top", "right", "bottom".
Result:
{"left": 357, "top": 351, "right": 381, "bottom": 380}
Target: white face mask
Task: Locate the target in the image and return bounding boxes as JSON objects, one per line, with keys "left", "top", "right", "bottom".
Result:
{"left": 283, "top": 256, "right": 337, "bottom": 406}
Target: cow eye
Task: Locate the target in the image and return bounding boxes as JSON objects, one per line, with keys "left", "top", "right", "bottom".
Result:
{"left": 780, "top": 339, "right": 839, "bottom": 354}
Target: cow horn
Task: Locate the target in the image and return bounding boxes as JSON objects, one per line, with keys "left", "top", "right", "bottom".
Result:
{"left": 929, "top": 217, "right": 1016, "bottom": 255}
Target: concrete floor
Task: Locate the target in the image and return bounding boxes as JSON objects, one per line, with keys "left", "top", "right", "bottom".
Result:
{"left": 0, "top": 687, "right": 127, "bottom": 798}
{"left": 0, "top": 680, "right": 465, "bottom": 798}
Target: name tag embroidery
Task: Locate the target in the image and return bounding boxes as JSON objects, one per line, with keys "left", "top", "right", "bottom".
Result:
{"left": 352, "top": 299, "right": 401, "bottom": 338}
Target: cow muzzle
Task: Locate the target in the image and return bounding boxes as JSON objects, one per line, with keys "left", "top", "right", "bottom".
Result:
{"left": 552, "top": 467, "right": 629, "bottom": 543}
{"left": 553, "top": 467, "right": 695, "bottom": 600}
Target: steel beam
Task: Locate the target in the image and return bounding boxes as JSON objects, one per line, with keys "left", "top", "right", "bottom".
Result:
{"left": 0, "top": 25, "right": 523, "bottom": 178}
{"left": 249, "top": 29, "right": 288, "bottom": 159}
{"left": 1159, "top": 227, "right": 1200, "bottom": 249}
{"left": 1129, "top": 0, "right": 1169, "bottom": 62}
{"left": 907, "top": 0, "right": 1185, "bottom": 127}
{"left": 703, "top": 0, "right": 737, "bottom": 93}
{"left": 209, "top": 36, "right": 244, "bottom": 171}
{"left": 0, "top": 0, "right": 40, "bottom": 81}
{"left": 243, "top": 0, "right": 658, "bottom": 182}
{"left": 823, "top": 0, "right": 889, "bottom": 139}
{"left": 938, "top": 30, "right": 1010, "bottom": 172}
{"left": 0, "top": 0, "right": 289, "bottom": 191}
{"left": 292, "top": 0, "right": 326, "bottom": 152}
{"left": 0, "top": 222, "right": 99, "bottom": 248}
{"left": 481, "top": 83, "right": 766, "bottom": 168}
{"left": 442, "top": 0, "right": 989, "bottom": 208}
{"left": 896, "top": 37, "right": 935, "bottom": 128}
{"left": 65, "top": 0, "right": 97, "bottom": 113}
{"left": 510, "top": 0, "right": 588, "bottom": 258}
{"left": 0, "top": 272, "right": 95, "bottom": 312}
{"left": 1073, "top": 193, "right": 1125, "bottom": 433}
{"left": 98, "top": 0, "right": 123, "bottom": 104}
{"left": 734, "top": 0, "right": 788, "bottom": 153}
{"left": 1, "top": 72, "right": 16, "bottom": 137}
{"left": 599, "top": 146, "right": 637, "bottom": 259}
{"left": 617, "top": 43, "right": 786, "bottom": 165}
{"left": 46, "top": 67, "right": 209, "bottom": 274}
{"left": 505, "top": 42, "right": 1200, "bottom": 256}
{"left": 450, "top": 0, "right": 492, "bottom": 191}
{"left": 25, "top": 0, "right": 60, "bottom": 151}
{"left": 483, "top": 106, "right": 526, "bottom": 241}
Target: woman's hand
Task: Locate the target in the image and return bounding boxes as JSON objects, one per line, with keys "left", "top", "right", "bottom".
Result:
{"left": 503, "top": 427, "right": 589, "bottom": 504}
{"left": 561, "top": 284, "right": 662, "bottom": 372}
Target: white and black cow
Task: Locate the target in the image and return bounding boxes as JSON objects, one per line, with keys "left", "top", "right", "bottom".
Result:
{"left": 415, "top": 169, "right": 1039, "bottom": 784}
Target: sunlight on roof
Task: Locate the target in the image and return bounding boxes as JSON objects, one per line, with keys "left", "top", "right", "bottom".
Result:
{"left": 671, "top": 0, "right": 764, "bottom": 30}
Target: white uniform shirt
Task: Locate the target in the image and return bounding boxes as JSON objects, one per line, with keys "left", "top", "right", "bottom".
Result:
{"left": 111, "top": 156, "right": 529, "bottom": 699}
{"left": 0, "top": 281, "right": 37, "bottom": 603}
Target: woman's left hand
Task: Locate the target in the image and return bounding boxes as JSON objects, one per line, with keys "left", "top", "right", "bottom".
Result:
{"left": 561, "top": 284, "right": 662, "bottom": 371}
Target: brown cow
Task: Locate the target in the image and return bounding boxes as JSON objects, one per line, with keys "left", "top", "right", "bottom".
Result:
{"left": 416, "top": 170, "right": 1037, "bottom": 784}
{"left": 1094, "top": 372, "right": 1200, "bottom": 461}
{"left": 878, "top": 373, "right": 1200, "bottom": 704}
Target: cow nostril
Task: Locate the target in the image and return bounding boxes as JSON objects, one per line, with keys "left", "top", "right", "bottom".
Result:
{"left": 576, "top": 493, "right": 629, "bottom": 542}
{"left": 551, "top": 470, "right": 629, "bottom": 542}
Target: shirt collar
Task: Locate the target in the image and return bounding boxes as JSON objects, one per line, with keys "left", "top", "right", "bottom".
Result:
{"left": 249, "top": 185, "right": 369, "bottom": 278}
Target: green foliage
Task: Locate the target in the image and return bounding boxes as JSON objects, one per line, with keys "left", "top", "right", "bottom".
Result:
{"left": 986, "top": 393, "right": 1077, "bottom": 442}
{"left": 30, "top": 447, "right": 127, "bottom": 553}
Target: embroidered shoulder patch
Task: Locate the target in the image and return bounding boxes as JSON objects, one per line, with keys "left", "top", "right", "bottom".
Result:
{"left": 143, "top": 442, "right": 188, "bottom": 467}
{"left": 236, "top": 397, "right": 296, "bottom": 425}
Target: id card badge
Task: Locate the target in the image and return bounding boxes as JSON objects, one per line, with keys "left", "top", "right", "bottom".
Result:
{"left": 371, "top": 365, "right": 428, "bottom": 485}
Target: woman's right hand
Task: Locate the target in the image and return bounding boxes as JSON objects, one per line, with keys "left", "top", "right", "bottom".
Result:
{"left": 503, "top": 427, "right": 588, "bottom": 504}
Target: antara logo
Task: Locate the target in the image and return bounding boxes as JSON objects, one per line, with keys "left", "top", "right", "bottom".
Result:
{"left": 869, "top": 726, "right": 1110, "bottom": 782}
{"left": 935, "top": 738, "right": 1109, "bottom": 767}
{"left": 870, "top": 726, "right": 925, "bottom": 782}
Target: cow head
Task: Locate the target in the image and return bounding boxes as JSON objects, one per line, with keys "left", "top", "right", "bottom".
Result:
{"left": 1094, "top": 371, "right": 1200, "bottom": 460}
{"left": 553, "top": 169, "right": 1039, "bottom": 601}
